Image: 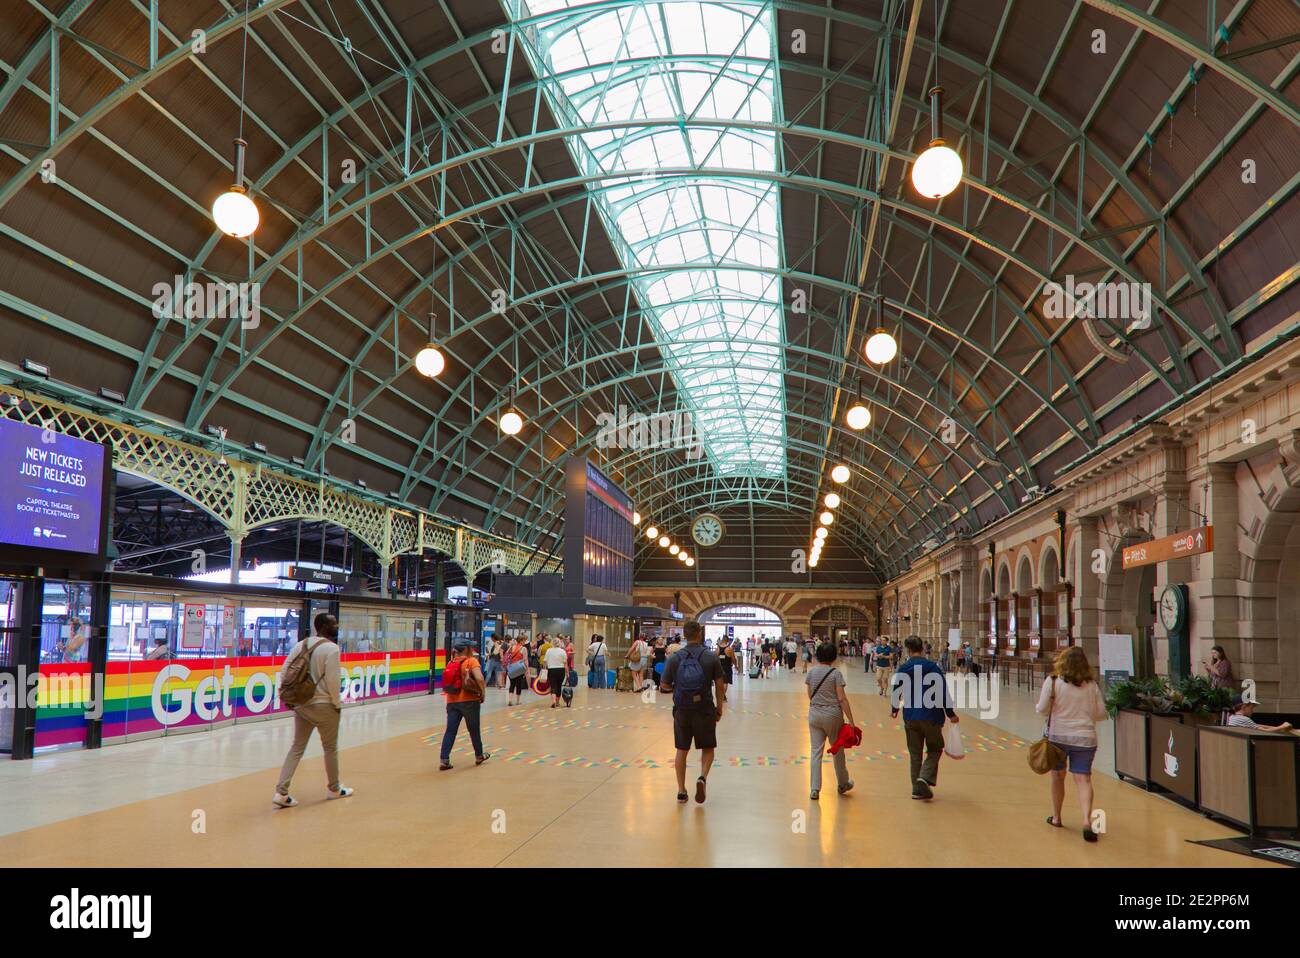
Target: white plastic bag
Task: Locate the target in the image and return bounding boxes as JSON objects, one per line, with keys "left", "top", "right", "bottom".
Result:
{"left": 943, "top": 721, "right": 965, "bottom": 760}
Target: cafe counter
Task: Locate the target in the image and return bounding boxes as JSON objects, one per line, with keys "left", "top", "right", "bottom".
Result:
{"left": 1197, "top": 725, "right": 1299, "bottom": 837}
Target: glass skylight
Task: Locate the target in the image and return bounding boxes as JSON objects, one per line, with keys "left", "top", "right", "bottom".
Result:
{"left": 506, "top": 0, "right": 787, "bottom": 478}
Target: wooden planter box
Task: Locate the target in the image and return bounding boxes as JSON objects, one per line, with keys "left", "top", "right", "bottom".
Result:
{"left": 1115, "top": 709, "right": 1218, "bottom": 800}
{"left": 1114, "top": 708, "right": 1154, "bottom": 786}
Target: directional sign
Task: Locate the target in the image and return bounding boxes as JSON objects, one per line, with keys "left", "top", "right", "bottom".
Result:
{"left": 1122, "top": 525, "right": 1213, "bottom": 570}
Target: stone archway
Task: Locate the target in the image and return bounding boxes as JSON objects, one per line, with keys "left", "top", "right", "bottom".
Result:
{"left": 1099, "top": 530, "right": 1156, "bottom": 677}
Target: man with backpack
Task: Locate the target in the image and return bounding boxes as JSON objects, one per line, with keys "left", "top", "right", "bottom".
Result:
{"left": 439, "top": 638, "right": 490, "bottom": 771}
{"left": 659, "top": 620, "right": 727, "bottom": 805}
{"left": 273, "top": 613, "right": 353, "bottom": 807}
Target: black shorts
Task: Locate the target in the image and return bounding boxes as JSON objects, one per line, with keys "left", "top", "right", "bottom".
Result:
{"left": 509, "top": 672, "right": 528, "bottom": 694}
{"left": 672, "top": 706, "right": 718, "bottom": 750}
{"left": 547, "top": 667, "right": 565, "bottom": 694}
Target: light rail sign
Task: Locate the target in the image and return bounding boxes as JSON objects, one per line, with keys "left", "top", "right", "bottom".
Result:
{"left": 1121, "top": 526, "right": 1212, "bottom": 570}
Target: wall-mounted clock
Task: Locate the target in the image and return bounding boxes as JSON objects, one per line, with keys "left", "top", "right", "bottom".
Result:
{"left": 691, "top": 513, "right": 725, "bottom": 547}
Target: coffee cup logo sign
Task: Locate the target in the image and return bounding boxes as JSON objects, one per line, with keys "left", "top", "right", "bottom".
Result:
{"left": 149, "top": 656, "right": 392, "bottom": 726}
{"left": 1163, "top": 730, "right": 1179, "bottom": 778}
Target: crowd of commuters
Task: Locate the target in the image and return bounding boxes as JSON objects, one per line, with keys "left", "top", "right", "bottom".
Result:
{"left": 269, "top": 614, "right": 1291, "bottom": 842}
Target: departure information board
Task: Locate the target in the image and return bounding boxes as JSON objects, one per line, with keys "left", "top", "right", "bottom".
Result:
{"left": 563, "top": 457, "right": 634, "bottom": 602}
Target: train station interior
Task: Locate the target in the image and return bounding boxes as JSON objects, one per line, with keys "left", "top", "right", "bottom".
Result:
{"left": 0, "top": 0, "right": 1298, "bottom": 877}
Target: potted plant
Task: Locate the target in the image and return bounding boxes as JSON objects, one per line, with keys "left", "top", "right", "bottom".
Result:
{"left": 1108, "top": 676, "right": 1175, "bottom": 786}
{"left": 1169, "top": 674, "right": 1231, "bottom": 724}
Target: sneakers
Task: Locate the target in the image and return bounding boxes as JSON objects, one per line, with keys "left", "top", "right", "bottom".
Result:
{"left": 912, "top": 779, "right": 934, "bottom": 800}
{"left": 327, "top": 785, "right": 354, "bottom": 799}
{"left": 810, "top": 789, "right": 820, "bottom": 801}
{"left": 694, "top": 775, "right": 708, "bottom": 804}
{"left": 272, "top": 793, "right": 298, "bottom": 808}
{"left": 838, "top": 780, "right": 855, "bottom": 795}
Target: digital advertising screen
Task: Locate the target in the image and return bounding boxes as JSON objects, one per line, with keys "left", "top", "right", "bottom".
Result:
{"left": 0, "top": 418, "right": 108, "bottom": 557}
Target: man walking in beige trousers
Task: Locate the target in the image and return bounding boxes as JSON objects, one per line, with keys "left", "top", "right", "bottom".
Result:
{"left": 273, "top": 613, "right": 355, "bottom": 806}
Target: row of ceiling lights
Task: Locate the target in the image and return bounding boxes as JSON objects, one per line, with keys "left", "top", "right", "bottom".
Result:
{"left": 636, "top": 514, "right": 695, "bottom": 567}
{"left": 808, "top": 490, "right": 840, "bottom": 568}
{"left": 210, "top": 11, "right": 959, "bottom": 456}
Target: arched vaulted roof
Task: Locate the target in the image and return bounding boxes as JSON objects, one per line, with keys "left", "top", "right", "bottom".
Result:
{"left": 0, "top": 0, "right": 1296, "bottom": 583}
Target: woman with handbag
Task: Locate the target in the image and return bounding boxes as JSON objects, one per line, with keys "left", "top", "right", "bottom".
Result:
{"left": 586, "top": 634, "right": 609, "bottom": 689}
{"left": 626, "top": 635, "right": 650, "bottom": 692}
{"left": 505, "top": 637, "right": 530, "bottom": 707}
{"left": 1035, "top": 645, "right": 1108, "bottom": 842}
{"left": 806, "top": 642, "right": 856, "bottom": 800}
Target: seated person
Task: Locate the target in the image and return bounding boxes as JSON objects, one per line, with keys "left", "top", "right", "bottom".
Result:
{"left": 1227, "top": 694, "right": 1294, "bottom": 733}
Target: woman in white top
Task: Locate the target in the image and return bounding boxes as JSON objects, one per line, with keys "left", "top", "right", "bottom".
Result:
{"left": 586, "top": 634, "right": 609, "bottom": 689}
{"left": 1036, "top": 645, "right": 1108, "bottom": 842}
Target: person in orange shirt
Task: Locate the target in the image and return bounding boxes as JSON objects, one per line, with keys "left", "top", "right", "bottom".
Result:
{"left": 439, "top": 638, "right": 490, "bottom": 771}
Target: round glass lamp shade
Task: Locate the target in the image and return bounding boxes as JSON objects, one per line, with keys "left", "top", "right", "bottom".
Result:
{"left": 830, "top": 464, "right": 850, "bottom": 484}
{"left": 846, "top": 403, "right": 871, "bottom": 430}
{"left": 632, "top": 512, "right": 641, "bottom": 525}
{"left": 499, "top": 409, "right": 524, "bottom": 436}
{"left": 864, "top": 329, "right": 898, "bottom": 365}
{"left": 814, "top": 527, "right": 828, "bottom": 540}
{"left": 685, "top": 557, "right": 695, "bottom": 567}
{"left": 911, "top": 141, "right": 963, "bottom": 199}
{"left": 678, "top": 551, "right": 689, "bottom": 562}
{"left": 669, "top": 544, "right": 679, "bottom": 555}
{"left": 823, "top": 492, "right": 841, "bottom": 509}
{"left": 808, "top": 556, "right": 819, "bottom": 568}
{"left": 414, "top": 344, "right": 445, "bottom": 378}
{"left": 658, "top": 536, "right": 670, "bottom": 548}
{"left": 646, "top": 526, "right": 658, "bottom": 539}
{"left": 212, "top": 188, "right": 259, "bottom": 238}
{"left": 819, "top": 511, "right": 834, "bottom": 526}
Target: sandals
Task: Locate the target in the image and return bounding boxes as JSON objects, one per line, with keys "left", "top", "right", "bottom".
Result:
{"left": 476, "top": 753, "right": 491, "bottom": 766}
{"left": 439, "top": 763, "right": 453, "bottom": 771}
{"left": 676, "top": 791, "right": 689, "bottom": 804}
{"left": 1083, "top": 826, "right": 1099, "bottom": 842}
{"left": 1045, "top": 815, "right": 1063, "bottom": 828}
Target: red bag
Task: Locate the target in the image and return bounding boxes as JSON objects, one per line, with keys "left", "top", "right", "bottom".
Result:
{"left": 442, "top": 658, "right": 463, "bottom": 695}
{"left": 828, "top": 723, "right": 862, "bottom": 755}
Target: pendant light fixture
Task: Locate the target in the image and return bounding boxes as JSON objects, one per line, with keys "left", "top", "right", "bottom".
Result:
{"left": 910, "top": 6, "right": 962, "bottom": 200}
{"left": 824, "top": 492, "right": 841, "bottom": 509}
{"left": 499, "top": 384, "right": 523, "bottom": 436}
{"left": 845, "top": 377, "right": 871, "bottom": 429}
{"left": 212, "top": 2, "right": 259, "bottom": 238}
{"left": 415, "top": 246, "right": 445, "bottom": 377}
{"left": 499, "top": 406, "right": 524, "bottom": 436}
{"left": 632, "top": 512, "right": 641, "bottom": 525}
{"left": 646, "top": 525, "right": 659, "bottom": 539}
{"left": 864, "top": 295, "right": 898, "bottom": 365}
{"left": 819, "top": 511, "right": 834, "bottom": 526}
{"left": 831, "top": 464, "right": 850, "bottom": 484}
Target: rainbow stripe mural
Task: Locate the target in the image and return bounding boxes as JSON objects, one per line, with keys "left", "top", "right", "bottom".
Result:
{"left": 34, "top": 649, "right": 444, "bottom": 749}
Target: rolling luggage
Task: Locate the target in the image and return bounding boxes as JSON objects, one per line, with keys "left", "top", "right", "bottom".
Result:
{"left": 748, "top": 660, "right": 761, "bottom": 679}
{"left": 615, "top": 666, "right": 634, "bottom": 691}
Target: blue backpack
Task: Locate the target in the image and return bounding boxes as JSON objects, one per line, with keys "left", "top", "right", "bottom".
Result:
{"left": 673, "top": 646, "right": 708, "bottom": 707}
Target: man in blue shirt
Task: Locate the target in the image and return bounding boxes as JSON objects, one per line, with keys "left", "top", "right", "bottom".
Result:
{"left": 873, "top": 639, "right": 894, "bottom": 695}
{"left": 890, "top": 636, "right": 959, "bottom": 800}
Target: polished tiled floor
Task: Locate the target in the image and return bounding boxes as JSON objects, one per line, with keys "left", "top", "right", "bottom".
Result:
{"left": 0, "top": 658, "right": 1277, "bottom": 867}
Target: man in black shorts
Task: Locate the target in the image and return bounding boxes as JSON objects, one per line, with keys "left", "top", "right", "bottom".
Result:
{"left": 659, "top": 619, "right": 727, "bottom": 805}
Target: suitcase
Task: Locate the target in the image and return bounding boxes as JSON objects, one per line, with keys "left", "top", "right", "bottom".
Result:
{"left": 615, "top": 666, "right": 634, "bottom": 692}
{"left": 748, "top": 662, "right": 761, "bottom": 679}
{"left": 561, "top": 685, "right": 574, "bottom": 707}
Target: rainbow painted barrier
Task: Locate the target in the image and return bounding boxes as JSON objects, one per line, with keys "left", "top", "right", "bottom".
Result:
{"left": 34, "top": 649, "right": 445, "bottom": 749}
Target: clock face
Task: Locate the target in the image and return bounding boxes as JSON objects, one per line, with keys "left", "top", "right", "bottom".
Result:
{"left": 692, "top": 513, "right": 725, "bottom": 547}
{"left": 1159, "top": 587, "right": 1181, "bottom": 631}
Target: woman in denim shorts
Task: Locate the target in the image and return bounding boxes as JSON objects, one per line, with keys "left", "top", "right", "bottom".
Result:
{"left": 1036, "top": 646, "right": 1108, "bottom": 842}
